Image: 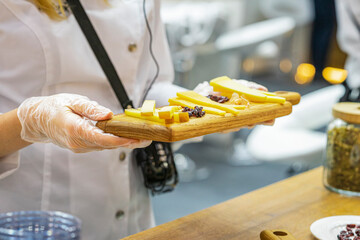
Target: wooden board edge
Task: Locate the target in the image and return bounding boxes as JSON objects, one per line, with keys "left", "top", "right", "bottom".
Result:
{"left": 169, "top": 101, "right": 293, "bottom": 142}
{"left": 275, "top": 91, "right": 301, "bottom": 105}
{"left": 96, "top": 120, "right": 107, "bottom": 131}
{"left": 97, "top": 118, "right": 174, "bottom": 142}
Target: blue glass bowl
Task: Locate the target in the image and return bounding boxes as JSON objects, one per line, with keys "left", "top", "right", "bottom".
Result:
{"left": 0, "top": 211, "right": 81, "bottom": 239}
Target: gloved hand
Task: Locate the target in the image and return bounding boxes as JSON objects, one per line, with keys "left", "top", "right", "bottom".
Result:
{"left": 193, "top": 79, "right": 275, "bottom": 133}
{"left": 17, "top": 93, "right": 151, "bottom": 153}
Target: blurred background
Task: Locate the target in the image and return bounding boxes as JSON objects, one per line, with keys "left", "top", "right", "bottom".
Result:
{"left": 153, "top": 0, "right": 348, "bottom": 225}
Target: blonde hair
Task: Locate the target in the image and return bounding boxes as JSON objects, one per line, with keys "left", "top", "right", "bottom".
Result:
{"left": 33, "top": 0, "right": 66, "bottom": 20}
{"left": 33, "top": 0, "right": 109, "bottom": 20}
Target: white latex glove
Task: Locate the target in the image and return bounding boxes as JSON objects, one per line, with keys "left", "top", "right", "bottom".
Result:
{"left": 17, "top": 93, "right": 151, "bottom": 153}
{"left": 193, "top": 79, "right": 274, "bottom": 133}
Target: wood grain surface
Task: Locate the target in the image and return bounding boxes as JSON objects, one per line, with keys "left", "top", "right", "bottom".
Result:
{"left": 121, "top": 167, "right": 360, "bottom": 240}
{"left": 97, "top": 91, "right": 301, "bottom": 142}
{"left": 260, "top": 229, "right": 298, "bottom": 240}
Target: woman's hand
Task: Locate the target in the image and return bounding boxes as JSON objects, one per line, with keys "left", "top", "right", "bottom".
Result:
{"left": 17, "top": 93, "right": 151, "bottom": 153}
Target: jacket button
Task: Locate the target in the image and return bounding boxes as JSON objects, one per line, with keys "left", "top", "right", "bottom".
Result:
{"left": 128, "top": 43, "right": 137, "bottom": 52}
{"left": 119, "top": 152, "right": 126, "bottom": 161}
{"left": 115, "top": 210, "right": 125, "bottom": 219}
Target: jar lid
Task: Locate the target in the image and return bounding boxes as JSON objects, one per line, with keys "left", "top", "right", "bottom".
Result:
{"left": 333, "top": 102, "right": 360, "bottom": 124}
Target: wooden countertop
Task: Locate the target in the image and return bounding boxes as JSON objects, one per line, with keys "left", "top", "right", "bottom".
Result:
{"left": 122, "top": 167, "right": 360, "bottom": 240}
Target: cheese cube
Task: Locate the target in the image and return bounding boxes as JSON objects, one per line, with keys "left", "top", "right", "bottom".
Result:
{"left": 140, "top": 100, "right": 155, "bottom": 116}
{"left": 173, "top": 111, "right": 189, "bottom": 123}
{"left": 158, "top": 106, "right": 181, "bottom": 119}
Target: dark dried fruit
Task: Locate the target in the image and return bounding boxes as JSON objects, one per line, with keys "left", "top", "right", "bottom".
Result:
{"left": 182, "top": 106, "right": 206, "bottom": 118}
{"left": 337, "top": 224, "right": 360, "bottom": 240}
{"left": 347, "top": 232, "right": 355, "bottom": 237}
{"left": 207, "top": 95, "right": 229, "bottom": 103}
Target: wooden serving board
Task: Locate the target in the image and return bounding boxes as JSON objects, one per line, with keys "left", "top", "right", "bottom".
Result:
{"left": 96, "top": 91, "right": 300, "bottom": 142}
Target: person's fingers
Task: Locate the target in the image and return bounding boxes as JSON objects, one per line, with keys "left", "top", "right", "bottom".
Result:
{"left": 65, "top": 130, "right": 144, "bottom": 152}
{"left": 64, "top": 113, "right": 140, "bottom": 148}
{"left": 127, "top": 140, "right": 152, "bottom": 149}
{"left": 60, "top": 111, "right": 152, "bottom": 152}
{"left": 82, "top": 126, "right": 141, "bottom": 148}
{"left": 246, "top": 119, "right": 275, "bottom": 129}
{"left": 220, "top": 119, "right": 276, "bottom": 134}
{"left": 69, "top": 135, "right": 151, "bottom": 152}
{"left": 84, "top": 132, "right": 151, "bottom": 149}
{"left": 68, "top": 97, "right": 113, "bottom": 121}
{"left": 65, "top": 138, "right": 105, "bottom": 153}
{"left": 221, "top": 127, "right": 242, "bottom": 134}
{"left": 246, "top": 124, "right": 255, "bottom": 129}
{"left": 250, "top": 84, "right": 268, "bottom": 92}
{"left": 262, "top": 119, "right": 275, "bottom": 126}
{"left": 234, "top": 79, "right": 268, "bottom": 92}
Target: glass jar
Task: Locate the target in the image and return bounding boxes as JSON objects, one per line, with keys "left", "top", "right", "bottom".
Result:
{"left": 324, "top": 102, "right": 360, "bottom": 196}
{"left": 0, "top": 211, "right": 81, "bottom": 240}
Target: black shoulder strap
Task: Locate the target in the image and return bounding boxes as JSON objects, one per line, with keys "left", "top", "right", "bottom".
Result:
{"left": 67, "top": 0, "right": 134, "bottom": 109}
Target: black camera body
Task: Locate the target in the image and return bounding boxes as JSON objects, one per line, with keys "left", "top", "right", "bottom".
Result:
{"left": 135, "top": 142, "right": 178, "bottom": 195}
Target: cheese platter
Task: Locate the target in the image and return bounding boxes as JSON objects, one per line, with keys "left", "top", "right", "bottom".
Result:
{"left": 96, "top": 77, "right": 301, "bottom": 142}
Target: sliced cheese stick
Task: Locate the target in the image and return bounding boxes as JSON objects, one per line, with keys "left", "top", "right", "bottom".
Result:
{"left": 225, "top": 104, "right": 247, "bottom": 110}
{"left": 211, "top": 77, "right": 285, "bottom": 103}
{"left": 212, "top": 87, "right": 276, "bottom": 97}
{"left": 125, "top": 108, "right": 165, "bottom": 124}
{"left": 210, "top": 78, "right": 268, "bottom": 102}
{"left": 176, "top": 91, "right": 241, "bottom": 115}
{"left": 211, "top": 76, "right": 275, "bottom": 95}
{"left": 168, "top": 97, "right": 227, "bottom": 116}
{"left": 265, "top": 96, "right": 286, "bottom": 104}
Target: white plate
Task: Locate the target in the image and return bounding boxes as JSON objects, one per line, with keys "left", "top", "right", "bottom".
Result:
{"left": 310, "top": 215, "right": 360, "bottom": 240}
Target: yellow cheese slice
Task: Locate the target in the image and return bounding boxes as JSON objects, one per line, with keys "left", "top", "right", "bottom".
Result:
{"left": 211, "top": 79, "right": 285, "bottom": 103}
{"left": 210, "top": 76, "right": 231, "bottom": 83}
{"left": 210, "top": 78, "right": 267, "bottom": 102}
{"left": 168, "top": 97, "right": 227, "bottom": 116}
{"left": 176, "top": 91, "right": 241, "bottom": 115}
{"left": 215, "top": 91, "right": 233, "bottom": 98}
{"left": 210, "top": 76, "right": 276, "bottom": 96}
{"left": 140, "top": 100, "right": 155, "bottom": 116}
{"left": 212, "top": 87, "right": 276, "bottom": 97}
{"left": 258, "top": 91, "right": 276, "bottom": 96}
{"left": 226, "top": 104, "right": 246, "bottom": 110}
{"left": 158, "top": 106, "right": 182, "bottom": 119}
{"left": 125, "top": 108, "right": 165, "bottom": 124}
{"left": 265, "top": 96, "right": 286, "bottom": 104}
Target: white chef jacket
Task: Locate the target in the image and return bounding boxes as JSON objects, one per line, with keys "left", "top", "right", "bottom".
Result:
{"left": 336, "top": 0, "right": 360, "bottom": 89}
{"left": 0, "top": 0, "right": 181, "bottom": 239}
